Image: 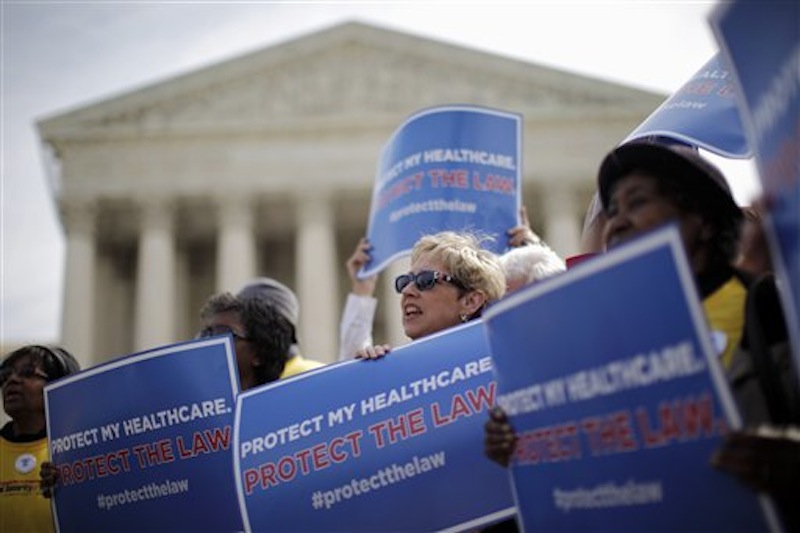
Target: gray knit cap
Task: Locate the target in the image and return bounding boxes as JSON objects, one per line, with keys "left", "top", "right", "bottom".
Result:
{"left": 236, "top": 278, "right": 299, "bottom": 330}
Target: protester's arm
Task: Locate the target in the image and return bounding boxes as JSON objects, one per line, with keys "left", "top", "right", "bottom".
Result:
{"left": 339, "top": 294, "right": 377, "bottom": 361}
{"left": 484, "top": 406, "right": 517, "bottom": 468}
{"left": 338, "top": 238, "right": 378, "bottom": 361}
{"left": 712, "top": 426, "right": 800, "bottom": 530}
{"left": 348, "top": 237, "right": 378, "bottom": 297}
{"left": 711, "top": 426, "right": 800, "bottom": 495}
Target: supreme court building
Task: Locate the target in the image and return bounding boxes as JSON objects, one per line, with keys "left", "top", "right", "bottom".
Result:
{"left": 37, "top": 22, "right": 663, "bottom": 370}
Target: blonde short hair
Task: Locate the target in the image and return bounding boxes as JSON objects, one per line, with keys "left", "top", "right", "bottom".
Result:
{"left": 411, "top": 231, "right": 506, "bottom": 305}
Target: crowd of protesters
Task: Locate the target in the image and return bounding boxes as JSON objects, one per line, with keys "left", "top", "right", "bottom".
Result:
{"left": 3, "top": 138, "right": 798, "bottom": 531}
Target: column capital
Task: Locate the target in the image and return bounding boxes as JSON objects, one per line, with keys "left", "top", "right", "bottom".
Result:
{"left": 135, "top": 196, "right": 174, "bottom": 232}
{"left": 60, "top": 197, "right": 97, "bottom": 235}
{"left": 295, "top": 190, "right": 333, "bottom": 222}
{"left": 216, "top": 193, "right": 254, "bottom": 228}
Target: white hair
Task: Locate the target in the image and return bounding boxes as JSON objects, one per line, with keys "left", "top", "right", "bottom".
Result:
{"left": 500, "top": 243, "right": 566, "bottom": 288}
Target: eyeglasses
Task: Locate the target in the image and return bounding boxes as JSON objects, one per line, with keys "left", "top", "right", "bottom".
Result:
{"left": 197, "top": 325, "right": 250, "bottom": 341}
{"left": 394, "top": 270, "right": 465, "bottom": 293}
{"left": 0, "top": 363, "right": 49, "bottom": 386}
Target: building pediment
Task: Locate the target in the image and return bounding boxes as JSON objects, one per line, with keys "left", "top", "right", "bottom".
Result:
{"left": 38, "top": 21, "right": 663, "bottom": 140}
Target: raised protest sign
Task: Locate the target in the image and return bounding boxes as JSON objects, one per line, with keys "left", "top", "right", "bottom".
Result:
{"left": 711, "top": 1, "right": 800, "bottom": 365}
{"left": 234, "top": 321, "right": 515, "bottom": 532}
{"left": 483, "top": 226, "right": 778, "bottom": 532}
{"left": 625, "top": 53, "right": 751, "bottom": 158}
{"left": 361, "top": 105, "right": 521, "bottom": 277}
{"left": 45, "top": 336, "right": 242, "bottom": 532}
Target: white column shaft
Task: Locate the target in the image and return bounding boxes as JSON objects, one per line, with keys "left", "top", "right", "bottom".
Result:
{"left": 295, "top": 195, "right": 338, "bottom": 362}
{"left": 134, "top": 200, "right": 176, "bottom": 351}
{"left": 60, "top": 202, "right": 96, "bottom": 369}
{"left": 216, "top": 198, "right": 256, "bottom": 292}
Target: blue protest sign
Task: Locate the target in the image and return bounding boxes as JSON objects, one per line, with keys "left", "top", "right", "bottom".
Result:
{"left": 625, "top": 53, "right": 751, "bottom": 158}
{"left": 234, "top": 321, "right": 515, "bottom": 532}
{"left": 361, "top": 105, "right": 522, "bottom": 277}
{"left": 711, "top": 1, "right": 800, "bottom": 366}
{"left": 44, "top": 337, "right": 242, "bottom": 532}
{"left": 483, "top": 226, "right": 777, "bottom": 532}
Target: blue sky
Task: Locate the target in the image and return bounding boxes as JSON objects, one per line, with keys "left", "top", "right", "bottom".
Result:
{"left": 1, "top": 1, "right": 759, "bottom": 344}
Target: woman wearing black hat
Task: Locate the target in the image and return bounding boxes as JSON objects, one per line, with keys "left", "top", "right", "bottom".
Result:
{"left": 599, "top": 142, "right": 750, "bottom": 369}
{"left": 485, "top": 140, "right": 798, "bottom": 530}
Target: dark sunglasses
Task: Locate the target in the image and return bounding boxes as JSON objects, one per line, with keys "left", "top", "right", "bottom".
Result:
{"left": 0, "top": 363, "right": 49, "bottom": 386}
{"left": 197, "top": 325, "right": 249, "bottom": 341}
{"left": 394, "top": 270, "right": 464, "bottom": 293}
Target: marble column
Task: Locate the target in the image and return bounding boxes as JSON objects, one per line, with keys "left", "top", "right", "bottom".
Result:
{"left": 215, "top": 195, "right": 256, "bottom": 293}
{"left": 60, "top": 198, "right": 97, "bottom": 369}
{"left": 295, "top": 194, "right": 338, "bottom": 362}
{"left": 543, "top": 184, "right": 581, "bottom": 258}
{"left": 133, "top": 198, "right": 176, "bottom": 351}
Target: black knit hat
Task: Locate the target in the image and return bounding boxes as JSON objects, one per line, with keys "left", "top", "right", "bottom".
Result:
{"left": 598, "top": 141, "right": 743, "bottom": 232}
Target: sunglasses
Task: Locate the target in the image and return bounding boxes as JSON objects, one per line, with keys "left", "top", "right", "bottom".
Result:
{"left": 394, "top": 270, "right": 465, "bottom": 293}
{"left": 0, "top": 363, "right": 50, "bottom": 386}
{"left": 197, "top": 325, "right": 250, "bottom": 342}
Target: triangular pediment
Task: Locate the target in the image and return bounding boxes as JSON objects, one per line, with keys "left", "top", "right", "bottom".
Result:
{"left": 38, "top": 21, "right": 664, "bottom": 139}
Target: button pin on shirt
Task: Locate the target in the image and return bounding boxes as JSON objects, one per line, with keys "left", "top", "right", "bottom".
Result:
{"left": 710, "top": 330, "right": 728, "bottom": 356}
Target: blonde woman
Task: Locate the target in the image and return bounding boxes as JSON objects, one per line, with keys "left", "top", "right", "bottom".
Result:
{"left": 357, "top": 230, "right": 505, "bottom": 359}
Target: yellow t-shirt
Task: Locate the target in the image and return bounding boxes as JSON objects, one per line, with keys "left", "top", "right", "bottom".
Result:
{"left": 0, "top": 435, "right": 54, "bottom": 533}
{"left": 280, "top": 354, "right": 325, "bottom": 379}
{"left": 703, "top": 276, "right": 747, "bottom": 369}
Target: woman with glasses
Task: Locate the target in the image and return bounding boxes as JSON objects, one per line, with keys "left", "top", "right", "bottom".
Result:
{"left": 235, "top": 277, "right": 325, "bottom": 379}
{"left": 197, "top": 291, "right": 295, "bottom": 391}
{"left": 1, "top": 345, "right": 80, "bottom": 532}
{"left": 340, "top": 208, "right": 554, "bottom": 361}
{"left": 356, "top": 230, "right": 506, "bottom": 359}
{"left": 40, "top": 293, "right": 298, "bottom": 503}
{"left": 484, "top": 140, "right": 799, "bottom": 531}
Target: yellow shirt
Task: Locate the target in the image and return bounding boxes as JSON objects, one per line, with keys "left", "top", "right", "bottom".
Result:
{"left": 279, "top": 354, "right": 325, "bottom": 379}
{"left": 1, "top": 435, "right": 54, "bottom": 533}
{"left": 703, "top": 276, "right": 747, "bottom": 369}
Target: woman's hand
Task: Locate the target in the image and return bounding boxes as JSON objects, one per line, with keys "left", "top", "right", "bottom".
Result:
{"left": 484, "top": 406, "right": 517, "bottom": 467}
{"left": 355, "top": 344, "right": 392, "bottom": 360}
{"left": 507, "top": 206, "right": 542, "bottom": 248}
{"left": 347, "top": 238, "right": 378, "bottom": 296}
{"left": 711, "top": 427, "right": 800, "bottom": 495}
{"left": 40, "top": 461, "right": 59, "bottom": 498}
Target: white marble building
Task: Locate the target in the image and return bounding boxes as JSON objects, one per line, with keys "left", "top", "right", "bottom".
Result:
{"left": 37, "top": 22, "right": 663, "bottom": 370}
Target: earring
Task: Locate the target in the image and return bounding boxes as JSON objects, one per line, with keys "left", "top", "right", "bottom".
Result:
{"left": 460, "top": 314, "right": 469, "bottom": 323}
